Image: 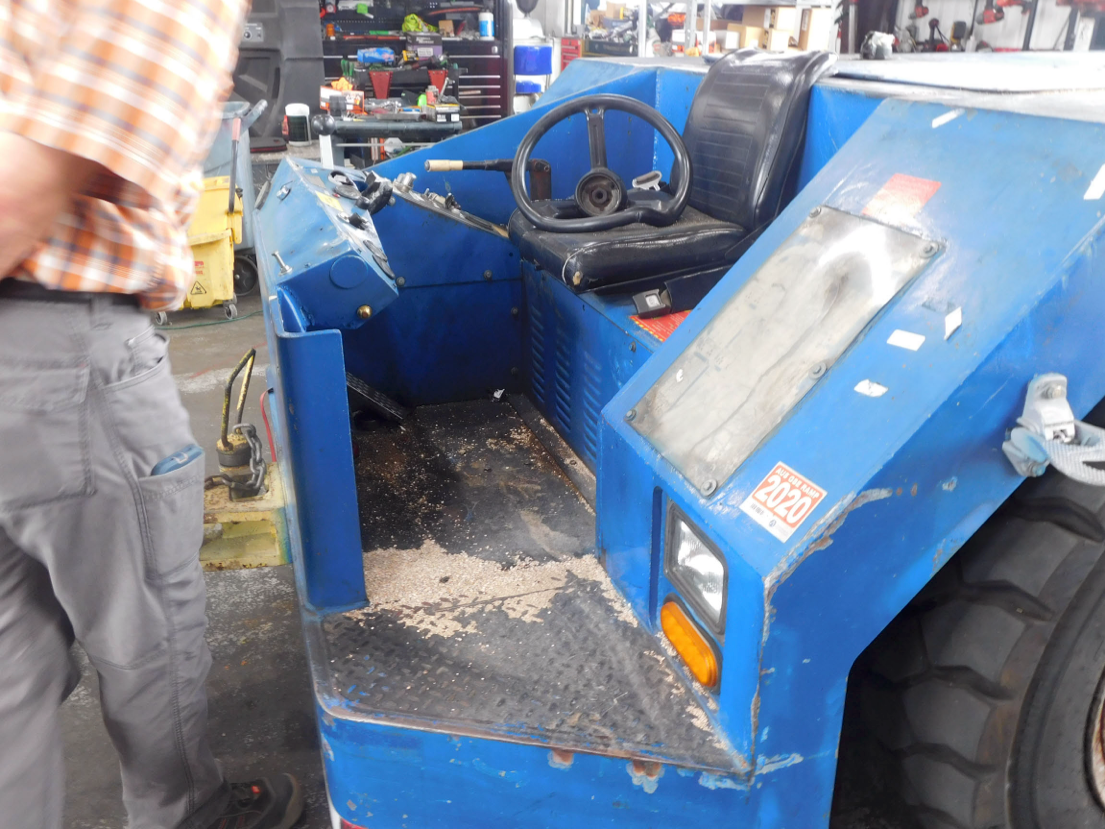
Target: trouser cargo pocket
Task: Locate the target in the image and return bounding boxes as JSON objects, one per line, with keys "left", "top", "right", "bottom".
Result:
{"left": 139, "top": 451, "right": 205, "bottom": 579}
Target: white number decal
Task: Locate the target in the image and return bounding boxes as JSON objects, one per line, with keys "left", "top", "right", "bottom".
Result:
{"left": 765, "top": 481, "right": 791, "bottom": 510}
{"left": 757, "top": 478, "right": 814, "bottom": 525}
{"left": 753, "top": 474, "right": 783, "bottom": 504}
{"left": 787, "top": 495, "right": 813, "bottom": 524}
{"left": 774, "top": 487, "right": 801, "bottom": 517}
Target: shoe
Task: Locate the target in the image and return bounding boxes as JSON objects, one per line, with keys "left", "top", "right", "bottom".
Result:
{"left": 207, "top": 774, "right": 304, "bottom": 829}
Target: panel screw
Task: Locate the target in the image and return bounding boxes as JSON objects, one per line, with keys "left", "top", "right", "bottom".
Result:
{"left": 357, "top": 305, "right": 372, "bottom": 319}
{"left": 810, "top": 362, "right": 826, "bottom": 378}
{"left": 922, "top": 241, "right": 939, "bottom": 257}
{"left": 702, "top": 479, "right": 717, "bottom": 496}
{"left": 396, "top": 276, "right": 406, "bottom": 287}
{"left": 1044, "top": 383, "right": 1064, "bottom": 399}
{"left": 388, "top": 197, "right": 396, "bottom": 206}
{"left": 809, "top": 207, "right": 822, "bottom": 218}
{"left": 483, "top": 270, "right": 493, "bottom": 281}
{"left": 625, "top": 408, "right": 637, "bottom": 421}
{"left": 511, "top": 307, "right": 520, "bottom": 318}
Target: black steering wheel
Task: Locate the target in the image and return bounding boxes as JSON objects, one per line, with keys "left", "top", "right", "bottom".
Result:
{"left": 510, "top": 93, "right": 692, "bottom": 233}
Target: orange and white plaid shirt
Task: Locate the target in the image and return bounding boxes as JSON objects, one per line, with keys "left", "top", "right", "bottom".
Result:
{"left": 0, "top": 0, "right": 248, "bottom": 309}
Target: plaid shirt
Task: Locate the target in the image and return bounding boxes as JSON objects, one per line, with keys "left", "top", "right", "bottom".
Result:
{"left": 0, "top": 0, "right": 247, "bottom": 309}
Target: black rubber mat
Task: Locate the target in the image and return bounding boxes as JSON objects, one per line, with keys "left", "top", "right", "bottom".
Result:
{"left": 316, "top": 399, "right": 740, "bottom": 772}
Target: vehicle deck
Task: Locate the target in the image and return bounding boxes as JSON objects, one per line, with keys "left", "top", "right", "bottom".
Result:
{"left": 311, "top": 399, "right": 740, "bottom": 772}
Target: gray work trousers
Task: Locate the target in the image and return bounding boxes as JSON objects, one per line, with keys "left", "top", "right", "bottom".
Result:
{"left": 0, "top": 296, "right": 230, "bottom": 829}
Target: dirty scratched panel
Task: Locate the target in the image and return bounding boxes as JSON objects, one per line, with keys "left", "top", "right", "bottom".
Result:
{"left": 320, "top": 400, "right": 738, "bottom": 772}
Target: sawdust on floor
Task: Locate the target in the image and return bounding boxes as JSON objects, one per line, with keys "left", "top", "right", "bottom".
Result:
{"left": 350, "top": 538, "right": 639, "bottom": 638}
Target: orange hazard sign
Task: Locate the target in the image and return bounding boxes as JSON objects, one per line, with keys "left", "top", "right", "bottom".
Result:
{"left": 740, "top": 462, "right": 826, "bottom": 542}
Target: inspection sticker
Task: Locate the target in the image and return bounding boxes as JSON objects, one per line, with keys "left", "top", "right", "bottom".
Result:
{"left": 740, "top": 463, "right": 826, "bottom": 543}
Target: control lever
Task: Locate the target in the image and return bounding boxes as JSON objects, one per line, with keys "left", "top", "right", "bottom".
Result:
{"left": 424, "top": 158, "right": 553, "bottom": 201}
{"left": 355, "top": 178, "right": 393, "bottom": 215}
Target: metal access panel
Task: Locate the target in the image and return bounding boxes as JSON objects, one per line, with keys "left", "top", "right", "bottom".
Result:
{"left": 630, "top": 207, "right": 937, "bottom": 495}
{"left": 255, "top": 159, "right": 398, "bottom": 331}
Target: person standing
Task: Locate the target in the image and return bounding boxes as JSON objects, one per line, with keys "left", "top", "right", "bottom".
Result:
{"left": 0, "top": 0, "right": 303, "bottom": 827}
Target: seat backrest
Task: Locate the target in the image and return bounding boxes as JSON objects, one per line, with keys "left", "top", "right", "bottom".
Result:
{"left": 675, "top": 49, "right": 835, "bottom": 231}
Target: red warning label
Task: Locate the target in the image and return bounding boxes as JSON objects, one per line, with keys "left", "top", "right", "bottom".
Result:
{"left": 631, "top": 310, "right": 690, "bottom": 343}
{"left": 740, "top": 462, "right": 826, "bottom": 543}
{"left": 862, "top": 174, "right": 941, "bottom": 225}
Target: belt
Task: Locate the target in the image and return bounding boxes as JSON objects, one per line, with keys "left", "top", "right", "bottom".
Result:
{"left": 0, "top": 279, "right": 141, "bottom": 307}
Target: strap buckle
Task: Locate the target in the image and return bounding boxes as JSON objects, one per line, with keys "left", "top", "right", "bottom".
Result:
{"left": 1003, "top": 373, "right": 1105, "bottom": 485}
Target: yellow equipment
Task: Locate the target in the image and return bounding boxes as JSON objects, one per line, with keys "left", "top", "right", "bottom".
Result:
{"left": 179, "top": 175, "right": 243, "bottom": 320}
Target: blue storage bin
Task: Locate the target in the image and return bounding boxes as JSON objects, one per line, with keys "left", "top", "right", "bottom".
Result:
{"left": 516, "top": 80, "right": 542, "bottom": 94}
{"left": 513, "top": 44, "right": 553, "bottom": 75}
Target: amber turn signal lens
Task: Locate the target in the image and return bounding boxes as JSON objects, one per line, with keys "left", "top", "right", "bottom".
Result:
{"left": 661, "top": 600, "right": 719, "bottom": 687}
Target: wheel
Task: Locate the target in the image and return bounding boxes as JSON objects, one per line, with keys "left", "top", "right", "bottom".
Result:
{"left": 233, "top": 254, "right": 259, "bottom": 295}
{"left": 154, "top": 311, "right": 169, "bottom": 326}
{"left": 224, "top": 302, "right": 238, "bottom": 320}
{"left": 838, "top": 403, "right": 1105, "bottom": 829}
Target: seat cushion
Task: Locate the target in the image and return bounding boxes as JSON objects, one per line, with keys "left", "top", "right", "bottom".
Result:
{"left": 508, "top": 201, "right": 747, "bottom": 292}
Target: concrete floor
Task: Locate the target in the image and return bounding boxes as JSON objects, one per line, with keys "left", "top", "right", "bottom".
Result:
{"left": 61, "top": 292, "right": 331, "bottom": 829}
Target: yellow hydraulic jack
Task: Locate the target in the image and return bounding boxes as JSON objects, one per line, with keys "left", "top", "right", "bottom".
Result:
{"left": 200, "top": 348, "right": 289, "bottom": 570}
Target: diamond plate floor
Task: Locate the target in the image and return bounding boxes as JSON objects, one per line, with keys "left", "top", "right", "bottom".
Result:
{"left": 314, "top": 399, "right": 740, "bottom": 772}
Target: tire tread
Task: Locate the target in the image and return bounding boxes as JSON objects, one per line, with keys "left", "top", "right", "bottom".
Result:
{"left": 850, "top": 469, "right": 1105, "bottom": 828}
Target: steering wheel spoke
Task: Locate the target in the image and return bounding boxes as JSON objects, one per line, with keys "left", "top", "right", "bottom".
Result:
{"left": 510, "top": 93, "right": 692, "bottom": 233}
{"left": 585, "top": 107, "right": 608, "bottom": 170}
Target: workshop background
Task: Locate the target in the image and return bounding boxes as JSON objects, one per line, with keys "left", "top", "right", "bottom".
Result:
{"left": 232, "top": 0, "right": 1103, "bottom": 173}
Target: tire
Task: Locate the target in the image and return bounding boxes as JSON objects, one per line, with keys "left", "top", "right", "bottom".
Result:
{"left": 837, "top": 421, "right": 1105, "bottom": 829}
{"left": 233, "top": 254, "right": 259, "bottom": 295}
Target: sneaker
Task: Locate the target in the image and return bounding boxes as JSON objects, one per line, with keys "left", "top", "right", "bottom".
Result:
{"left": 207, "top": 774, "right": 304, "bottom": 829}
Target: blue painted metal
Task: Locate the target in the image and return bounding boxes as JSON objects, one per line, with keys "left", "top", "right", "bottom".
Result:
{"left": 346, "top": 196, "right": 525, "bottom": 405}
{"left": 599, "top": 97, "right": 1105, "bottom": 824}
{"left": 257, "top": 160, "right": 398, "bottom": 332}
{"left": 317, "top": 702, "right": 754, "bottom": 827}
{"left": 253, "top": 54, "right": 1105, "bottom": 828}
{"left": 795, "top": 82, "right": 881, "bottom": 191}
{"left": 522, "top": 265, "right": 657, "bottom": 470}
{"left": 255, "top": 193, "right": 366, "bottom": 611}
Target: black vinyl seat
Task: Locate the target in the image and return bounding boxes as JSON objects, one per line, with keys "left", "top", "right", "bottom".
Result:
{"left": 508, "top": 49, "right": 836, "bottom": 296}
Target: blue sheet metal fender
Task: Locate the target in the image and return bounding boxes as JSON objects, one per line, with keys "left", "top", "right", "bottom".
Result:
{"left": 598, "top": 97, "right": 1105, "bottom": 825}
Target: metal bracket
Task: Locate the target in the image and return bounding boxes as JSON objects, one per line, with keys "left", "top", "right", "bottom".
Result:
{"left": 1002, "top": 373, "right": 1105, "bottom": 485}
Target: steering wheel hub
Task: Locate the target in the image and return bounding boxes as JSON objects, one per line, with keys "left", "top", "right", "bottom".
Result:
{"left": 575, "top": 168, "right": 627, "bottom": 217}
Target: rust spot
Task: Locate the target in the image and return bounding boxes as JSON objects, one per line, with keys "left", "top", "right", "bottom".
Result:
{"left": 895, "top": 487, "right": 902, "bottom": 497}
{"left": 549, "top": 749, "right": 574, "bottom": 769}
{"left": 627, "top": 760, "right": 664, "bottom": 793}
{"left": 750, "top": 688, "right": 761, "bottom": 749}
{"left": 911, "top": 483, "right": 918, "bottom": 497}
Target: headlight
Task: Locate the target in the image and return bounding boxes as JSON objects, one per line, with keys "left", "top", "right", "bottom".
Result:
{"left": 665, "top": 506, "right": 727, "bottom": 633}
